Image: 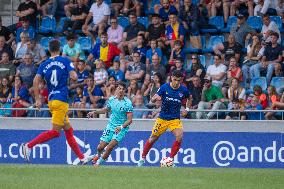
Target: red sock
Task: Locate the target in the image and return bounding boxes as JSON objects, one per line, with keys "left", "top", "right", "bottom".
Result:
{"left": 142, "top": 140, "right": 153, "bottom": 159}
{"left": 64, "top": 127, "right": 84, "bottom": 160}
{"left": 27, "top": 130, "right": 60, "bottom": 148}
{"left": 170, "top": 141, "right": 181, "bottom": 158}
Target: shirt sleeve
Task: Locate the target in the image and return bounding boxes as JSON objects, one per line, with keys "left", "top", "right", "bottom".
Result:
{"left": 126, "top": 100, "right": 134, "bottom": 113}
{"left": 66, "top": 59, "right": 75, "bottom": 72}
{"left": 36, "top": 63, "right": 44, "bottom": 77}
{"left": 103, "top": 4, "right": 110, "bottom": 16}
{"left": 157, "top": 84, "right": 165, "bottom": 97}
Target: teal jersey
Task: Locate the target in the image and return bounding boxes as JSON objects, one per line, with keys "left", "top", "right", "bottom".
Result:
{"left": 106, "top": 96, "right": 133, "bottom": 130}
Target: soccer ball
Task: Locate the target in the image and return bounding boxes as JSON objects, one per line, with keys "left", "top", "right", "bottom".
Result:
{"left": 160, "top": 157, "right": 174, "bottom": 167}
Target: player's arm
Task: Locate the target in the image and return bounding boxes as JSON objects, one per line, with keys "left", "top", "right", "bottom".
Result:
{"left": 150, "top": 94, "right": 161, "bottom": 103}
{"left": 33, "top": 74, "right": 42, "bottom": 109}
{"left": 87, "top": 106, "right": 110, "bottom": 118}
{"left": 115, "top": 112, "right": 133, "bottom": 134}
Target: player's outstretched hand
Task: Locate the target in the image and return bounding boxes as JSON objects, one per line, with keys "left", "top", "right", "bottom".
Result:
{"left": 115, "top": 126, "right": 122, "bottom": 134}
{"left": 35, "top": 100, "right": 42, "bottom": 110}
{"left": 181, "top": 110, "right": 188, "bottom": 118}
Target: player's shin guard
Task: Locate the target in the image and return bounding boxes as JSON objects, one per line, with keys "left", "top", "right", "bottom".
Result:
{"left": 142, "top": 139, "right": 153, "bottom": 159}
{"left": 27, "top": 130, "right": 60, "bottom": 148}
{"left": 64, "top": 127, "right": 84, "bottom": 160}
{"left": 170, "top": 141, "right": 181, "bottom": 158}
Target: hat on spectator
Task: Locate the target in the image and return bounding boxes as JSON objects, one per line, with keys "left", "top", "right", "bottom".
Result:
{"left": 237, "top": 10, "right": 248, "bottom": 19}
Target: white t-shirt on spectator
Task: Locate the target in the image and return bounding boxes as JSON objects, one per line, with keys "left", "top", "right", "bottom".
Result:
{"left": 228, "top": 88, "right": 246, "bottom": 101}
{"left": 246, "top": 44, "right": 265, "bottom": 57}
{"left": 261, "top": 21, "right": 281, "bottom": 44}
{"left": 90, "top": 2, "right": 110, "bottom": 25}
{"left": 206, "top": 63, "right": 227, "bottom": 87}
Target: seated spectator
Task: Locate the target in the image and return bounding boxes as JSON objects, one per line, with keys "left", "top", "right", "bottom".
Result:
{"left": 69, "top": 60, "right": 89, "bottom": 90}
{"left": 108, "top": 61, "right": 125, "bottom": 81}
{"left": 143, "top": 72, "right": 163, "bottom": 103}
{"left": 0, "top": 36, "right": 14, "bottom": 61}
{"left": 16, "top": 53, "right": 37, "bottom": 88}
{"left": 62, "top": 33, "right": 85, "bottom": 68}
{"left": 125, "top": 51, "right": 145, "bottom": 86}
{"left": 269, "top": 92, "right": 284, "bottom": 118}
{"left": 132, "top": 94, "right": 148, "bottom": 119}
{"left": 250, "top": 32, "right": 282, "bottom": 84}
{"left": 71, "top": 86, "right": 84, "bottom": 118}
{"left": 103, "top": 76, "right": 117, "bottom": 99}
{"left": 127, "top": 79, "right": 140, "bottom": 101}
{"left": 230, "top": 12, "right": 254, "bottom": 47}
{"left": 186, "top": 76, "right": 202, "bottom": 119}
{"left": 62, "top": 0, "right": 88, "bottom": 35}
{"left": 0, "top": 16, "right": 15, "bottom": 45}
{"left": 15, "top": 0, "right": 38, "bottom": 28}
{"left": 121, "top": 0, "right": 143, "bottom": 16}
{"left": 145, "top": 14, "right": 165, "bottom": 42}
{"left": 213, "top": 34, "right": 242, "bottom": 66}
{"left": 146, "top": 99, "right": 162, "bottom": 119}
{"left": 36, "top": 0, "right": 57, "bottom": 17}
{"left": 81, "top": 76, "right": 105, "bottom": 109}
{"left": 133, "top": 34, "right": 147, "bottom": 64}
{"left": 158, "top": 0, "right": 178, "bottom": 24}
{"left": 0, "top": 77, "right": 12, "bottom": 117}
{"left": 242, "top": 95, "right": 265, "bottom": 120}
{"left": 225, "top": 99, "right": 246, "bottom": 120}
{"left": 186, "top": 54, "right": 206, "bottom": 84}
{"left": 209, "top": 0, "right": 230, "bottom": 25}
{"left": 146, "top": 54, "right": 167, "bottom": 82}
{"left": 16, "top": 19, "right": 35, "bottom": 43}
{"left": 26, "top": 40, "right": 47, "bottom": 66}
{"left": 82, "top": 0, "right": 110, "bottom": 39}
{"left": 118, "top": 12, "right": 146, "bottom": 55}
{"left": 109, "top": 0, "right": 124, "bottom": 17}
{"left": 196, "top": 76, "right": 226, "bottom": 119}
{"left": 93, "top": 59, "right": 108, "bottom": 86}
{"left": 88, "top": 32, "right": 122, "bottom": 69}
{"left": 169, "top": 39, "right": 185, "bottom": 66}
{"left": 227, "top": 57, "right": 243, "bottom": 82}
{"left": 11, "top": 76, "right": 31, "bottom": 117}
{"left": 265, "top": 85, "right": 280, "bottom": 120}
{"left": 226, "top": 78, "right": 246, "bottom": 109}
{"left": 14, "top": 32, "right": 30, "bottom": 65}
{"left": 146, "top": 39, "right": 163, "bottom": 66}
{"left": 107, "top": 17, "right": 123, "bottom": 45}
{"left": 206, "top": 54, "right": 227, "bottom": 88}
{"left": 230, "top": 0, "right": 253, "bottom": 17}
{"left": 253, "top": 84, "right": 268, "bottom": 109}
{"left": 165, "top": 12, "right": 185, "bottom": 49}
{"left": 254, "top": 0, "right": 278, "bottom": 16}
{"left": 167, "top": 58, "right": 187, "bottom": 82}
{"left": 0, "top": 52, "right": 16, "bottom": 83}
{"left": 261, "top": 14, "right": 281, "bottom": 44}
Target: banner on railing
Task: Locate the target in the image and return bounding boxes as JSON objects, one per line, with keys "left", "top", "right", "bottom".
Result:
{"left": 0, "top": 130, "right": 283, "bottom": 168}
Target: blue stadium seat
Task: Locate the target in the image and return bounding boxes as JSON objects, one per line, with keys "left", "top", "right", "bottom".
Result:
{"left": 58, "top": 36, "right": 67, "bottom": 49}
{"left": 147, "top": 0, "right": 160, "bottom": 14}
{"left": 192, "top": 0, "right": 200, "bottom": 4}
{"left": 247, "top": 16, "right": 263, "bottom": 31}
{"left": 138, "top": 17, "right": 149, "bottom": 28}
{"left": 118, "top": 17, "right": 130, "bottom": 28}
{"left": 249, "top": 77, "right": 267, "bottom": 92}
{"left": 56, "top": 17, "right": 70, "bottom": 33}
{"left": 40, "top": 37, "right": 54, "bottom": 51}
{"left": 270, "top": 77, "right": 284, "bottom": 94}
{"left": 201, "top": 16, "right": 224, "bottom": 33}
{"left": 199, "top": 55, "right": 206, "bottom": 68}
{"left": 39, "top": 16, "right": 56, "bottom": 34}
{"left": 78, "top": 36, "right": 92, "bottom": 52}
{"left": 220, "top": 16, "right": 237, "bottom": 32}
{"left": 269, "top": 16, "right": 283, "bottom": 32}
{"left": 184, "top": 36, "right": 206, "bottom": 53}
{"left": 202, "top": 35, "right": 225, "bottom": 53}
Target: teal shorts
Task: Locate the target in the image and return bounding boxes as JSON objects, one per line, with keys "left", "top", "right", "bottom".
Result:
{"left": 100, "top": 125, "right": 129, "bottom": 143}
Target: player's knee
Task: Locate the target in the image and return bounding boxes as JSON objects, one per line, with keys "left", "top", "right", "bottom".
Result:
{"left": 50, "top": 130, "right": 60, "bottom": 138}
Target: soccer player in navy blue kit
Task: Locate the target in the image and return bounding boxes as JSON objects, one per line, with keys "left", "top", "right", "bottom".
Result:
{"left": 138, "top": 70, "right": 191, "bottom": 166}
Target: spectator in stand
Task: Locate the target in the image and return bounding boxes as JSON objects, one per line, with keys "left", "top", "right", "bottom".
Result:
{"left": 253, "top": 85, "right": 268, "bottom": 109}
{"left": 107, "top": 17, "right": 123, "bottom": 45}
{"left": 109, "top": 0, "right": 124, "bottom": 17}
{"left": 0, "top": 77, "right": 12, "bottom": 117}
{"left": 254, "top": 0, "right": 279, "bottom": 16}
{"left": 226, "top": 78, "right": 246, "bottom": 111}
{"left": 63, "top": 0, "right": 89, "bottom": 35}
{"left": 119, "top": 12, "right": 146, "bottom": 55}
{"left": 127, "top": 79, "right": 140, "bottom": 101}
{"left": 261, "top": 14, "right": 281, "bottom": 44}
{"left": 179, "top": 0, "right": 202, "bottom": 49}
{"left": 206, "top": 54, "right": 227, "bottom": 88}
{"left": 227, "top": 57, "right": 243, "bottom": 82}
{"left": 108, "top": 61, "right": 125, "bottom": 81}
{"left": 186, "top": 76, "right": 202, "bottom": 119}
{"left": 208, "top": 0, "right": 230, "bottom": 25}
{"left": 82, "top": 0, "right": 110, "bottom": 39}
{"left": 71, "top": 86, "right": 84, "bottom": 118}
{"left": 88, "top": 32, "right": 122, "bottom": 70}
{"left": 0, "top": 36, "right": 14, "bottom": 61}
{"left": 133, "top": 34, "right": 147, "bottom": 64}
{"left": 146, "top": 39, "right": 163, "bottom": 66}
{"left": 16, "top": 53, "right": 37, "bottom": 88}
{"left": 242, "top": 34, "right": 264, "bottom": 85}
{"left": 16, "top": 19, "right": 35, "bottom": 43}
{"left": 14, "top": 32, "right": 30, "bottom": 65}
{"left": 81, "top": 76, "right": 105, "bottom": 110}
{"left": 36, "top": 0, "right": 57, "bottom": 17}
{"left": 26, "top": 40, "right": 47, "bottom": 66}
{"left": 250, "top": 32, "right": 283, "bottom": 84}
{"left": 165, "top": 12, "right": 185, "bottom": 49}
{"left": 62, "top": 33, "right": 85, "bottom": 68}
{"left": 265, "top": 85, "right": 280, "bottom": 120}
{"left": 213, "top": 34, "right": 242, "bottom": 66}
{"left": 0, "top": 52, "right": 15, "bottom": 82}
{"left": 132, "top": 94, "right": 148, "bottom": 119}
{"left": 11, "top": 76, "right": 31, "bottom": 117}
{"left": 269, "top": 92, "right": 284, "bottom": 119}
{"left": 276, "top": 0, "right": 284, "bottom": 16}
{"left": 196, "top": 75, "right": 226, "bottom": 119}
{"left": 146, "top": 98, "right": 162, "bottom": 119}
{"left": 15, "top": 0, "right": 38, "bottom": 28}
{"left": 167, "top": 57, "right": 187, "bottom": 82}
{"left": 169, "top": 39, "right": 185, "bottom": 66}
{"left": 121, "top": 0, "right": 143, "bottom": 16}
{"left": 225, "top": 99, "right": 245, "bottom": 120}
{"left": 125, "top": 51, "right": 145, "bottom": 86}
{"left": 0, "top": 16, "right": 15, "bottom": 45}
{"left": 146, "top": 54, "right": 166, "bottom": 82}
{"left": 230, "top": 0, "right": 254, "bottom": 17}
{"left": 143, "top": 72, "right": 163, "bottom": 103}
{"left": 230, "top": 12, "right": 255, "bottom": 47}
{"left": 93, "top": 59, "right": 108, "bottom": 86}
{"left": 274, "top": 64, "right": 284, "bottom": 91}
{"left": 145, "top": 14, "right": 165, "bottom": 42}
{"left": 186, "top": 54, "right": 206, "bottom": 84}
{"left": 102, "top": 76, "right": 116, "bottom": 99}
{"left": 158, "top": 0, "right": 178, "bottom": 24}
{"left": 242, "top": 95, "right": 265, "bottom": 120}
{"left": 69, "top": 60, "right": 89, "bottom": 91}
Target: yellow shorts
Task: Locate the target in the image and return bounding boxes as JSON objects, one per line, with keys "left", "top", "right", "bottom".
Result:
{"left": 48, "top": 100, "right": 70, "bottom": 126}
{"left": 151, "top": 118, "right": 182, "bottom": 137}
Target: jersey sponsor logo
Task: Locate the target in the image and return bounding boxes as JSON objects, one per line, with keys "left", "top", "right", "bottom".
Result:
{"left": 165, "top": 96, "right": 181, "bottom": 103}
{"left": 43, "top": 61, "right": 66, "bottom": 73}
{"left": 70, "top": 62, "right": 75, "bottom": 68}
{"left": 179, "top": 93, "right": 183, "bottom": 98}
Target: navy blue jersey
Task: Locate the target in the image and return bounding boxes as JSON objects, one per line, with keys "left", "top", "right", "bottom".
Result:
{"left": 157, "top": 83, "right": 190, "bottom": 120}
{"left": 37, "top": 56, "right": 74, "bottom": 102}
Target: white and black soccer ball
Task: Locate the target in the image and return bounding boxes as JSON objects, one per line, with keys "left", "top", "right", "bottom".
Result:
{"left": 160, "top": 157, "right": 174, "bottom": 167}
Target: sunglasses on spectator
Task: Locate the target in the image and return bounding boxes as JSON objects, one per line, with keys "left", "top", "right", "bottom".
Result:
{"left": 204, "top": 80, "right": 211, "bottom": 83}
{"left": 192, "top": 57, "right": 197, "bottom": 59}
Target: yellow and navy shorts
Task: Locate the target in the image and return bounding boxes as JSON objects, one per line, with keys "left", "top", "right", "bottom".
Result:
{"left": 151, "top": 118, "right": 183, "bottom": 137}
{"left": 48, "top": 100, "right": 70, "bottom": 126}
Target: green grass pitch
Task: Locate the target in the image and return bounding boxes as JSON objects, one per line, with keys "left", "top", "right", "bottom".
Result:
{"left": 0, "top": 164, "right": 284, "bottom": 189}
